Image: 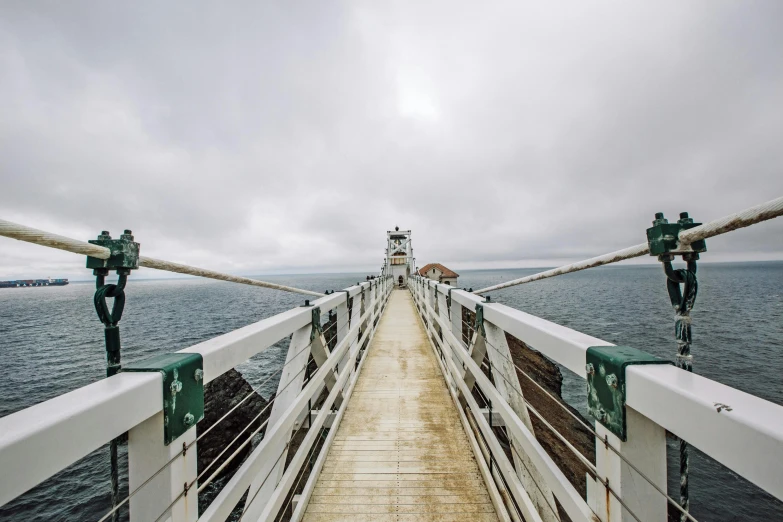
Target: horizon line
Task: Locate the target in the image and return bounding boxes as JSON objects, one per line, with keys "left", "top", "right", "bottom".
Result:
{"left": 44, "top": 258, "right": 783, "bottom": 283}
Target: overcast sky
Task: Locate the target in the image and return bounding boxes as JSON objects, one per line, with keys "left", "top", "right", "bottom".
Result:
{"left": 1, "top": 2, "right": 781, "bottom": 280}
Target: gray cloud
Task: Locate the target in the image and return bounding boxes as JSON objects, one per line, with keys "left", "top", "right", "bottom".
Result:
{"left": 1, "top": 1, "right": 781, "bottom": 280}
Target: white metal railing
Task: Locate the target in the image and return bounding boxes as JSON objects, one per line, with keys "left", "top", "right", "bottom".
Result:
{"left": 408, "top": 274, "right": 783, "bottom": 522}
{"left": 0, "top": 275, "right": 393, "bottom": 521}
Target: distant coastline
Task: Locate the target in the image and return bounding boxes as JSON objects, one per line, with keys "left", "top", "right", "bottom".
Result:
{"left": 0, "top": 278, "right": 69, "bottom": 288}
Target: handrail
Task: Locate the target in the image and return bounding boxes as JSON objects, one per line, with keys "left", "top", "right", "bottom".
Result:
{"left": 0, "top": 276, "right": 393, "bottom": 516}
{"left": 0, "top": 218, "right": 325, "bottom": 297}
{"left": 198, "top": 290, "right": 384, "bottom": 521}
{"left": 475, "top": 196, "right": 783, "bottom": 294}
{"left": 413, "top": 275, "right": 783, "bottom": 504}
{"left": 412, "top": 280, "right": 595, "bottom": 522}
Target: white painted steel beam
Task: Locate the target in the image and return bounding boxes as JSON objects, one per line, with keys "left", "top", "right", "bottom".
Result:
{"left": 0, "top": 372, "right": 160, "bottom": 509}
{"left": 417, "top": 290, "right": 595, "bottom": 522}
{"left": 588, "top": 408, "right": 667, "bottom": 522}
{"left": 484, "top": 321, "right": 560, "bottom": 522}
{"left": 448, "top": 287, "right": 611, "bottom": 378}
{"left": 199, "top": 297, "right": 384, "bottom": 521}
{"left": 128, "top": 413, "right": 198, "bottom": 522}
{"left": 180, "top": 292, "right": 345, "bottom": 384}
{"left": 626, "top": 364, "right": 783, "bottom": 501}
{"left": 289, "top": 321, "right": 373, "bottom": 522}
{"left": 256, "top": 323, "right": 363, "bottom": 521}
{"left": 0, "top": 289, "right": 355, "bottom": 513}
{"left": 428, "top": 277, "right": 783, "bottom": 503}
{"left": 243, "top": 323, "right": 313, "bottom": 522}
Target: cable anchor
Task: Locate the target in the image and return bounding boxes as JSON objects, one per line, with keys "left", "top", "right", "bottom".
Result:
{"left": 647, "top": 211, "right": 706, "bottom": 522}
{"left": 85, "top": 229, "right": 140, "bottom": 522}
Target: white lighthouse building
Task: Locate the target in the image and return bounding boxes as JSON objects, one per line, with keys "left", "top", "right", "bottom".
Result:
{"left": 385, "top": 227, "right": 413, "bottom": 287}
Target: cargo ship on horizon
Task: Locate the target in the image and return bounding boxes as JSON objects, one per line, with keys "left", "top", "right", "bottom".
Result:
{"left": 0, "top": 278, "right": 69, "bottom": 288}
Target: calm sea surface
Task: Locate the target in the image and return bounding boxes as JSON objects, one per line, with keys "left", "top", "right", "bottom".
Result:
{"left": 1, "top": 263, "right": 781, "bottom": 521}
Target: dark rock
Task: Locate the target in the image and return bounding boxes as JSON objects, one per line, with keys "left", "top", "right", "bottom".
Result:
{"left": 505, "top": 333, "right": 596, "bottom": 499}
{"left": 197, "top": 369, "right": 270, "bottom": 515}
{"left": 462, "top": 306, "right": 595, "bottom": 497}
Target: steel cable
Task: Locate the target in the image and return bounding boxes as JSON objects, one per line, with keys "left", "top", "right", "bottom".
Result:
{"left": 148, "top": 363, "right": 317, "bottom": 522}
{"left": 276, "top": 424, "right": 331, "bottom": 521}
{"left": 473, "top": 196, "right": 783, "bottom": 295}
{"left": 0, "top": 218, "right": 324, "bottom": 297}
{"left": 94, "top": 333, "right": 323, "bottom": 522}
{"left": 98, "top": 305, "right": 354, "bottom": 520}
{"left": 238, "top": 404, "right": 315, "bottom": 521}
{"left": 463, "top": 406, "right": 526, "bottom": 522}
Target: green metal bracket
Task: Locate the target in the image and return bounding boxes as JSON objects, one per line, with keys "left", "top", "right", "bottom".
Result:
{"left": 473, "top": 304, "right": 486, "bottom": 339}
{"left": 122, "top": 353, "right": 204, "bottom": 445}
{"left": 310, "top": 306, "right": 322, "bottom": 342}
{"left": 586, "top": 346, "right": 672, "bottom": 440}
{"left": 646, "top": 212, "right": 707, "bottom": 257}
{"left": 446, "top": 287, "right": 455, "bottom": 309}
{"left": 336, "top": 290, "right": 352, "bottom": 325}
{"left": 86, "top": 230, "right": 140, "bottom": 271}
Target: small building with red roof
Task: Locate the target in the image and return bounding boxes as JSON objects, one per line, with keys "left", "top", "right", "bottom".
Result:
{"left": 418, "top": 263, "right": 459, "bottom": 286}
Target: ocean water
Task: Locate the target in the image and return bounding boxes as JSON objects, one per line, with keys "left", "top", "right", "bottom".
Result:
{"left": 1, "top": 263, "right": 781, "bottom": 521}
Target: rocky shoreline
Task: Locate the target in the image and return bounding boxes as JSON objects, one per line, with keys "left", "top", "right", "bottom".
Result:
{"left": 505, "top": 333, "right": 595, "bottom": 498}
{"left": 197, "top": 369, "right": 270, "bottom": 517}
{"left": 461, "top": 306, "right": 595, "bottom": 499}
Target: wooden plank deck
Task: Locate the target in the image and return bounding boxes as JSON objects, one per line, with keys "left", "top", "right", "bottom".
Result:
{"left": 302, "top": 289, "right": 499, "bottom": 522}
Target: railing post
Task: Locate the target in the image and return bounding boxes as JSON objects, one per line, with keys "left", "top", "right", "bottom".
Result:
{"left": 368, "top": 282, "right": 377, "bottom": 335}
{"left": 436, "top": 285, "right": 449, "bottom": 339}
{"left": 128, "top": 415, "right": 198, "bottom": 522}
{"left": 426, "top": 281, "right": 435, "bottom": 328}
{"left": 243, "top": 322, "right": 312, "bottom": 521}
{"left": 435, "top": 285, "right": 456, "bottom": 389}
{"left": 336, "top": 293, "right": 352, "bottom": 377}
{"left": 348, "top": 289, "right": 361, "bottom": 360}
{"left": 449, "top": 291, "right": 465, "bottom": 350}
{"left": 588, "top": 408, "right": 667, "bottom": 521}
{"left": 358, "top": 284, "right": 368, "bottom": 337}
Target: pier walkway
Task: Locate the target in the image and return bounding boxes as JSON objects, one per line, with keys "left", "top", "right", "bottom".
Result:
{"left": 302, "top": 290, "right": 499, "bottom": 522}
{"left": 4, "top": 208, "right": 783, "bottom": 522}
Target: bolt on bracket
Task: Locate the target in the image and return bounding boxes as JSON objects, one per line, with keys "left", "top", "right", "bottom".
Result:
{"left": 473, "top": 303, "right": 486, "bottom": 339}
{"left": 586, "top": 346, "right": 672, "bottom": 440}
{"left": 86, "top": 230, "right": 140, "bottom": 271}
{"left": 646, "top": 212, "right": 707, "bottom": 258}
{"left": 122, "top": 352, "right": 204, "bottom": 445}
{"left": 310, "top": 307, "right": 323, "bottom": 342}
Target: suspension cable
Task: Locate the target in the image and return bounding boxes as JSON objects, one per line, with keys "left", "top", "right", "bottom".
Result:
{"left": 0, "top": 218, "right": 324, "bottom": 297}
{"left": 474, "top": 196, "right": 783, "bottom": 295}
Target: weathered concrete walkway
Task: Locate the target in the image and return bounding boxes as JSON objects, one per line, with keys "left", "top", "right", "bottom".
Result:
{"left": 302, "top": 289, "right": 499, "bottom": 521}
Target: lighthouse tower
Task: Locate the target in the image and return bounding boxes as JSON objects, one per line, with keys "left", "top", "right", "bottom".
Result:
{"left": 386, "top": 227, "right": 413, "bottom": 287}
